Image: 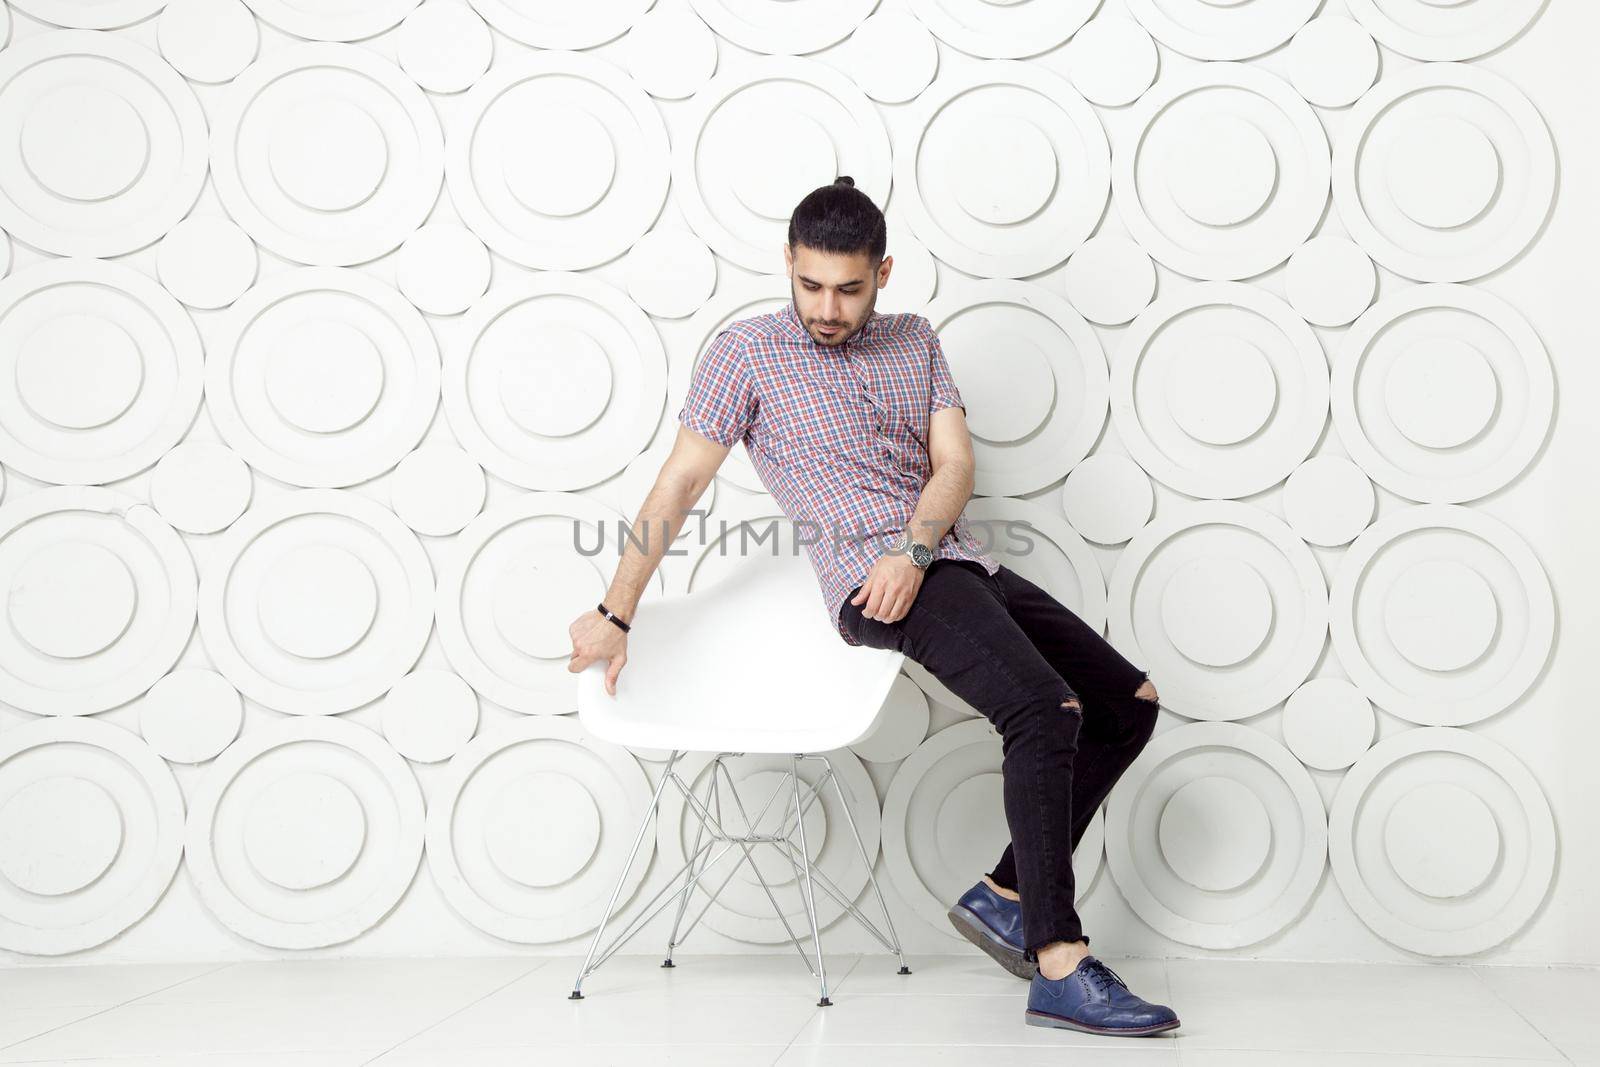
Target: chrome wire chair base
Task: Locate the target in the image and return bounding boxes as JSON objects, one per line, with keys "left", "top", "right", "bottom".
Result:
{"left": 569, "top": 750, "right": 913, "bottom": 1008}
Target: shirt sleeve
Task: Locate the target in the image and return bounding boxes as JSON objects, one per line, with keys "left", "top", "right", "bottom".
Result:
{"left": 928, "top": 327, "right": 966, "bottom": 416}
{"left": 678, "top": 328, "right": 758, "bottom": 447}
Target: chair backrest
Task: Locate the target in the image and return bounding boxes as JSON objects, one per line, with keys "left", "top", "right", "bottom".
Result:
{"left": 577, "top": 547, "right": 904, "bottom": 755}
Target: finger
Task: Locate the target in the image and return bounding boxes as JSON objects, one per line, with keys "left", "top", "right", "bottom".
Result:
{"left": 884, "top": 592, "right": 907, "bottom": 623}
{"left": 606, "top": 656, "right": 624, "bottom": 696}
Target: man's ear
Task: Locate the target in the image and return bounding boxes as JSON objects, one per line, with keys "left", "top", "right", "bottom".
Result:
{"left": 877, "top": 254, "right": 893, "bottom": 288}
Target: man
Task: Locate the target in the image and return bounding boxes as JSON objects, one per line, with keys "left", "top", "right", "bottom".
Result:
{"left": 567, "top": 177, "right": 1179, "bottom": 1037}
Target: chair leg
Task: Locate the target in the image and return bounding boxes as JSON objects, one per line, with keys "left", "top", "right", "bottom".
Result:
{"left": 570, "top": 750, "right": 684, "bottom": 1000}
{"left": 661, "top": 753, "right": 720, "bottom": 966}
{"left": 791, "top": 754, "right": 832, "bottom": 1007}
{"left": 816, "top": 753, "right": 912, "bottom": 977}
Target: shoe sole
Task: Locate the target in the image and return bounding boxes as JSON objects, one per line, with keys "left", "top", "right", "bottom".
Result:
{"left": 1025, "top": 1008, "right": 1181, "bottom": 1037}
{"left": 946, "top": 902, "right": 1037, "bottom": 980}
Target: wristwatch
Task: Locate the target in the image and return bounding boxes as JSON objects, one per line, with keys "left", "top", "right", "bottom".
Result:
{"left": 891, "top": 530, "right": 934, "bottom": 570}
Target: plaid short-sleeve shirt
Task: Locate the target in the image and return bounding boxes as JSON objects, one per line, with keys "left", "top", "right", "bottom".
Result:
{"left": 677, "top": 299, "right": 999, "bottom": 646}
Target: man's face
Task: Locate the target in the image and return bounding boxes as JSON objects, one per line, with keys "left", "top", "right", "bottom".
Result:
{"left": 784, "top": 243, "right": 893, "bottom": 348}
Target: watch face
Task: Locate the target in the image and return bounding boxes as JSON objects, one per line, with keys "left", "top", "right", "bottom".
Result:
{"left": 912, "top": 542, "right": 933, "bottom": 567}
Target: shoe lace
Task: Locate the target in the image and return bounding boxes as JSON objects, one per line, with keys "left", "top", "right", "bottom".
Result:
{"left": 1080, "top": 957, "right": 1128, "bottom": 992}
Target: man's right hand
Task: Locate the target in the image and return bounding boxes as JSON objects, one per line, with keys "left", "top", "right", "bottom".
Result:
{"left": 568, "top": 608, "right": 629, "bottom": 697}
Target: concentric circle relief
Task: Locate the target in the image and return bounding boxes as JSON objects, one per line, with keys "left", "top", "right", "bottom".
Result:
{"left": 1124, "top": 0, "right": 1320, "bottom": 60}
{"left": 923, "top": 281, "right": 1108, "bottom": 497}
{"left": 0, "top": 257, "right": 203, "bottom": 486}
{"left": 1113, "top": 283, "right": 1329, "bottom": 501}
{"left": 690, "top": 0, "right": 878, "bottom": 55}
{"left": 896, "top": 63, "right": 1109, "bottom": 278}
{"left": 1115, "top": 63, "right": 1330, "bottom": 281}
{"left": 908, "top": 0, "right": 1100, "bottom": 59}
{"left": 1332, "top": 284, "right": 1553, "bottom": 504}
{"left": 0, "top": 716, "right": 183, "bottom": 955}
{"left": 207, "top": 267, "right": 440, "bottom": 489}
{"left": 447, "top": 50, "right": 669, "bottom": 271}
{"left": 185, "top": 715, "right": 425, "bottom": 949}
{"left": 1329, "top": 726, "right": 1554, "bottom": 956}
{"left": 0, "top": 486, "right": 196, "bottom": 717}
{"left": 1333, "top": 63, "right": 1555, "bottom": 283}
{"left": 427, "top": 714, "right": 654, "bottom": 942}
{"left": 197, "top": 489, "right": 434, "bottom": 716}
{"left": 1329, "top": 504, "right": 1553, "bottom": 728}
{"left": 1344, "top": 0, "right": 1546, "bottom": 61}
{"left": 1105, "top": 721, "right": 1327, "bottom": 949}
{"left": 444, "top": 272, "right": 667, "bottom": 491}
{"left": 211, "top": 42, "right": 443, "bottom": 267}
{"left": 674, "top": 57, "right": 890, "bottom": 274}
{"left": 1108, "top": 500, "right": 1328, "bottom": 723}
{"left": 0, "top": 29, "right": 206, "bottom": 257}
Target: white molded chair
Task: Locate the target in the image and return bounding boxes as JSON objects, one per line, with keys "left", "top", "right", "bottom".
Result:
{"left": 568, "top": 547, "right": 912, "bottom": 1007}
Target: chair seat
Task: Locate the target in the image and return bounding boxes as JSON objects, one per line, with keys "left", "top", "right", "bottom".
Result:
{"left": 578, "top": 548, "right": 903, "bottom": 754}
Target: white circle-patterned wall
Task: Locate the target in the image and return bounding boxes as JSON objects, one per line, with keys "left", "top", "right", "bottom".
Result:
{"left": 0, "top": 0, "right": 1564, "bottom": 964}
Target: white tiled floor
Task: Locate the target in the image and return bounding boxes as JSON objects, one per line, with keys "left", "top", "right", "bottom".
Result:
{"left": 0, "top": 953, "right": 1592, "bottom": 1066}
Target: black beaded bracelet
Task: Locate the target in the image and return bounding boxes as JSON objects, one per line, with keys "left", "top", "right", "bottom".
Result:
{"left": 596, "top": 601, "right": 631, "bottom": 633}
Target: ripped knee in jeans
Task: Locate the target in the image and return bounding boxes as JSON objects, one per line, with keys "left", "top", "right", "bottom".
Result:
{"left": 1133, "top": 675, "right": 1159, "bottom": 704}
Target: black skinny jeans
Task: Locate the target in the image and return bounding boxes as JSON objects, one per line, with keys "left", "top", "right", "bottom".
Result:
{"left": 840, "top": 558, "right": 1159, "bottom": 962}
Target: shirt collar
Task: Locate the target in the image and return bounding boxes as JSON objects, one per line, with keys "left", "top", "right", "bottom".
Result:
{"left": 778, "top": 300, "right": 882, "bottom": 347}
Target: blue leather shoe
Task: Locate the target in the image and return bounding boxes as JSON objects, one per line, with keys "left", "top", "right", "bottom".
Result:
{"left": 946, "top": 881, "right": 1035, "bottom": 980}
{"left": 1025, "top": 955, "right": 1180, "bottom": 1036}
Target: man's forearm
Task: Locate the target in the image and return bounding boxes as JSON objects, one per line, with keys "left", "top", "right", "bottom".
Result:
{"left": 603, "top": 478, "right": 699, "bottom": 622}
{"left": 905, "top": 460, "right": 975, "bottom": 551}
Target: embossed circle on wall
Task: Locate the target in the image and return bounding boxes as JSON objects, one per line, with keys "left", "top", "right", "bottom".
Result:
{"left": 1329, "top": 504, "right": 1553, "bottom": 728}
{"left": 924, "top": 281, "right": 1109, "bottom": 497}
{"left": 1105, "top": 720, "right": 1327, "bottom": 949}
{"left": 674, "top": 57, "right": 891, "bottom": 274}
{"left": 1116, "top": 63, "right": 1330, "bottom": 281}
{"left": 908, "top": 0, "right": 1100, "bottom": 59}
{"left": 241, "top": 0, "right": 419, "bottom": 42}
{"left": 1108, "top": 500, "right": 1328, "bottom": 723}
{"left": 0, "top": 487, "right": 196, "bottom": 717}
{"left": 1329, "top": 727, "right": 1554, "bottom": 956}
{"left": 207, "top": 267, "right": 440, "bottom": 489}
{"left": 1332, "top": 284, "right": 1553, "bottom": 504}
{"left": 445, "top": 272, "right": 667, "bottom": 491}
{"left": 1113, "top": 283, "right": 1329, "bottom": 500}
{"left": 427, "top": 714, "right": 654, "bottom": 942}
{"left": 211, "top": 42, "right": 444, "bottom": 267}
{"left": 0, "top": 257, "right": 203, "bottom": 486}
{"left": 468, "top": 0, "right": 652, "bottom": 48}
{"left": 1344, "top": 0, "right": 1546, "bottom": 61}
{"left": 448, "top": 50, "right": 669, "bottom": 271}
{"left": 896, "top": 63, "right": 1109, "bottom": 278}
{"left": 655, "top": 749, "right": 880, "bottom": 942}
{"left": 0, "top": 30, "right": 206, "bottom": 258}
{"left": 436, "top": 492, "right": 660, "bottom": 714}
{"left": 690, "top": 0, "right": 877, "bottom": 55}
{"left": 0, "top": 717, "right": 183, "bottom": 955}
{"left": 1125, "top": 0, "right": 1320, "bottom": 60}
{"left": 883, "top": 719, "right": 1105, "bottom": 938}
{"left": 185, "top": 715, "right": 425, "bottom": 949}
{"left": 1333, "top": 63, "right": 1554, "bottom": 283}
{"left": 198, "top": 489, "right": 434, "bottom": 716}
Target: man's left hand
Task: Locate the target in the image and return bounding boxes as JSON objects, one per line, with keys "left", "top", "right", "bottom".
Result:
{"left": 850, "top": 552, "right": 925, "bottom": 624}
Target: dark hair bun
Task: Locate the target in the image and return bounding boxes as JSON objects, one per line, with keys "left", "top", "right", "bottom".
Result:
{"left": 833, "top": 175, "right": 856, "bottom": 188}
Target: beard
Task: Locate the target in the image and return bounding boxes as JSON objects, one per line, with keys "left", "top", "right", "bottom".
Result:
{"left": 793, "top": 286, "right": 875, "bottom": 347}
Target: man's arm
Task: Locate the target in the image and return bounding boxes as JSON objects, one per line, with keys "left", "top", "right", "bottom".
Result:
{"left": 568, "top": 329, "right": 756, "bottom": 694}
{"left": 907, "top": 410, "right": 976, "bottom": 549}
{"left": 598, "top": 428, "right": 731, "bottom": 623}
{"left": 906, "top": 327, "right": 977, "bottom": 551}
